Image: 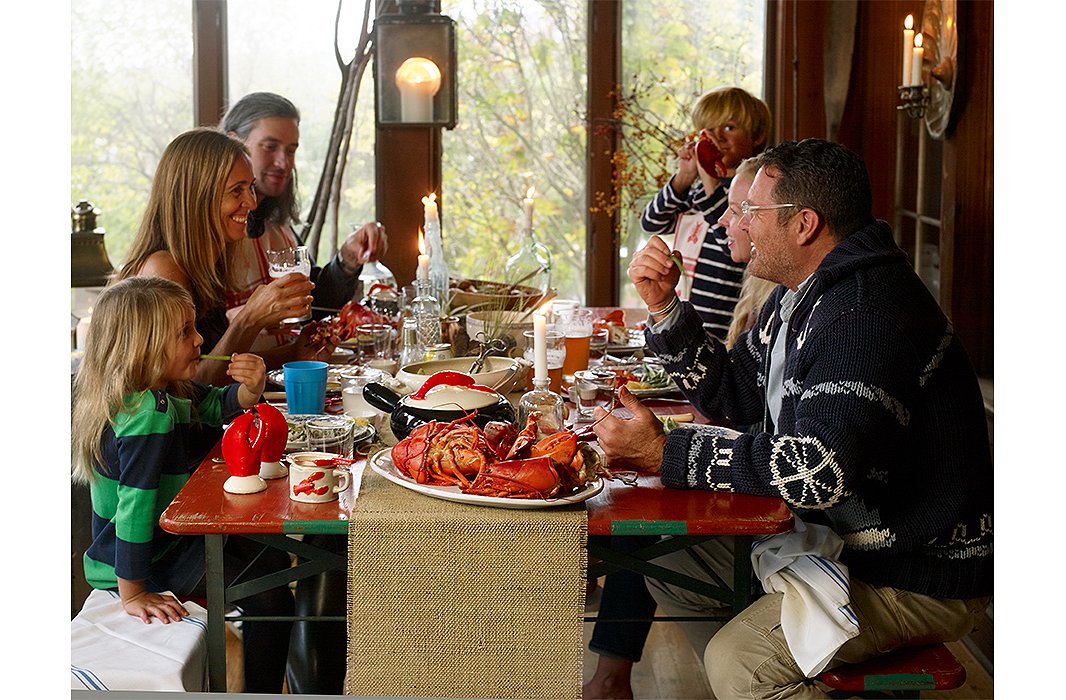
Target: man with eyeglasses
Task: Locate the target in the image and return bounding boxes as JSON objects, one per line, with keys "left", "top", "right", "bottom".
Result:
{"left": 594, "top": 139, "right": 992, "bottom": 699}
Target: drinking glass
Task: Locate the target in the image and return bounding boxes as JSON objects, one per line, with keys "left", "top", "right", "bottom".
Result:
{"left": 355, "top": 323, "right": 394, "bottom": 364}
{"left": 522, "top": 329, "right": 564, "bottom": 393}
{"left": 306, "top": 414, "right": 357, "bottom": 458}
{"left": 556, "top": 308, "right": 593, "bottom": 376}
{"left": 267, "top": 246, "right": 312, "bottom": 322}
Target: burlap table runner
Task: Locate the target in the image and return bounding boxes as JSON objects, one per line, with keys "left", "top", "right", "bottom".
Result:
{"left": 344, "top": 456, "right": 587, "bottom": 699}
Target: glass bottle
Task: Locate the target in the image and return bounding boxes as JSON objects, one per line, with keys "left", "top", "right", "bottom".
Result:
{"left": 357, "top": 258, "right": 397, "bottom": 300}
{"left": 399, "top": 317, "right": 422, "bottom": 368}
{"left": 410, "top": 277, "right": 442, "bottom": 350}
{"left": 504, "top": 223, "right": 552, "bottom": 296}
{"left": 518, "top": 377, "right": 565, "bottom": 440}
{"left": 424, "top": 209, "right": 450, "bottom": 308}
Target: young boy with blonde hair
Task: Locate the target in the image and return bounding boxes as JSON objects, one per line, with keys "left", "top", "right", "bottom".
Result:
{"left": 640, "top": 86, "right": 772, "bottom": 340}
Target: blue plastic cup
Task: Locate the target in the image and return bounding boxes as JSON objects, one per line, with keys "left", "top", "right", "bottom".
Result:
{"left": 283, "top": 361, "right": 328, "bottom": 415}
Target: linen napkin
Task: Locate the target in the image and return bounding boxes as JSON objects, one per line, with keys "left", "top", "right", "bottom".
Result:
{"left": 70, "top": 588, "right": 208, "bottom": 692}
{"left": 751, "top": 516, "right": 859, "bottom": 677}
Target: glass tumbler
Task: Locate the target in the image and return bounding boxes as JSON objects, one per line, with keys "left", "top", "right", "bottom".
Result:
{"left": 556, "top": 308, "right": 593, "bottom": 377}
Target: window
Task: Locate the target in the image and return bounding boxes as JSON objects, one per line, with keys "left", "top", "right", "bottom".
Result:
{"left": 616, "top": 1, "right": 765, "bottom": 307}
{"left": 441, "top": 0, "right": 588, "bottom": 302}
{"left": 226, "top": 0, "right": 377, "bottom": 258}
{"left": 70, "top": 0, "right": 194, "bottom": 265}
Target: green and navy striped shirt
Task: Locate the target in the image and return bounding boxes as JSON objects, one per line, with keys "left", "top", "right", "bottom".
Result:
{"left": 83, "top": 383, "right": 243, "bottom": 590}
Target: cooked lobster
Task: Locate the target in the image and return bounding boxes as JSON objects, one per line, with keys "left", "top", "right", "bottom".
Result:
{"left": 307, "top": 300, "right": 392, "bottom": 349}
{"left": 390, "top": 411, "right": 610, "bottom": 499}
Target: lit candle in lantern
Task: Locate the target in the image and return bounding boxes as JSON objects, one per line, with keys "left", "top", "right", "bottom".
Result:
{"left": 395, "top": 57, "right": 442, "bottom": 123}
{"left": 910, "top": 33, "right": 924, "bottom": 87}
{"left": 417, "top": 229, "right": 429, "bottom": 281}
{"left": 901, "top": 14, "right": 914, "bottom": 87}
{"left": 523, "top": 185, "right": 535, "bottom": 234}
{"left": 533, "top": 311, "right": 548, "bottom": 382}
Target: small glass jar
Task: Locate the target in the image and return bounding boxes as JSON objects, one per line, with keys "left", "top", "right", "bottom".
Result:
{"left": 518, "top": 378, "right": 565, "bottom": 439}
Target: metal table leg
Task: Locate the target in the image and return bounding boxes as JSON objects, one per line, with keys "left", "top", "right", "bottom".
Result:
{"left": 204, "top": 534, "right": 227, "bottom": 692}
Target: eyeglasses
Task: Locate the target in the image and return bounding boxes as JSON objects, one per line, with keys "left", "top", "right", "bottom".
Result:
{"left": 740, "top": 200, "right": 799, "bottom": 218}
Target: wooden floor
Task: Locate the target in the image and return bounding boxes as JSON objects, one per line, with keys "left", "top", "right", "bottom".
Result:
{"left": 582, "top": 583, "right": 994, "bottom": 700}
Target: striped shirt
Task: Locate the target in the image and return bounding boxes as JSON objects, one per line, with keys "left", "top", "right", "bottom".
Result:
{"left": 641, "top": 179, "right": 746, "bottom": 341}
{"left": 83, "top": 383, "right": 242, "bottom": 589}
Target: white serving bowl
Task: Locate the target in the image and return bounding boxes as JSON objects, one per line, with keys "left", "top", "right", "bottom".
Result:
{"left": 396, "top": 355, "right": 527, "bottom": 394}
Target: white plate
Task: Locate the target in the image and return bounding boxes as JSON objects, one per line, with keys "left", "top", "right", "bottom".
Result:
{"left": 369, "top": 451, "right": 604, "bottom": 510}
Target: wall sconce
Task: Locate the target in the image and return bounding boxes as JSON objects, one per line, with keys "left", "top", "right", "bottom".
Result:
{"left": 374, "top": 0, "right": 457, "bottom": 128}
{"left": 897, "top": 0, "right": 958, "bottom": 138}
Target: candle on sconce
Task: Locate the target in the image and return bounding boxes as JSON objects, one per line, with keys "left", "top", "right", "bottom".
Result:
{"left": 533, "top": 311, "right": 548, "bottom": 382}
{"left": 910, "top": 33, "right": 924, "bottom": 87}
{"left": 523, "top": 185, "right": 535, "bottom": 234}
{"left": 901, "top": 14, "right": 914, "bottom": 86}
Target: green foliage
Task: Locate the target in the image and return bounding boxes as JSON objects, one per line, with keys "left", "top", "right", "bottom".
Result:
{"left": 442, "top": 0, "right": 589, "bottom": 302}
{"left": 70, "top": 0, "right": 194, "bottom": 265}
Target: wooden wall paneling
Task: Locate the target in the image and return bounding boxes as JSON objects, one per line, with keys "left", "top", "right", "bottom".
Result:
{"left": 838, "top": 0, "right": 924, "bottom": 222}
{"left": 375, "top": 128, "right": 441, "bottom": 287}
{"left": 768, "top": 0, "right": 828, "bottom": 144}
{"left": 943, "top": 0, "right": 993, "bottom": 375}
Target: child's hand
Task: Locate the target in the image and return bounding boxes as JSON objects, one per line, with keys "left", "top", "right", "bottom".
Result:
{"left": 671, "top": 141, "right": 699, "bottom": 192}
{"left": 122, "top": 590, "right": 189, "bottom": 625}
{"left": 229, "top": 352, "right": 266, "bottom": 407}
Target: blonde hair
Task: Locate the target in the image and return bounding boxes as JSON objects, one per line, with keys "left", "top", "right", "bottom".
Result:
{"left": 691, "top": 87, "right": 773, "bottom": 153}
{"left": 725, "top": 274, "right": 777, "bottom": 349}
{"left": 118, "top": 128, "right": 250, "bottom": 314}
{"left": 71, "top": 277, "right": 197, "bottom": 483}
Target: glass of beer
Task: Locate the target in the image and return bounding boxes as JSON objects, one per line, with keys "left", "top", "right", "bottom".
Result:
{"left": 267, "top": 246, "right": 312, "bottom": 323}
{"left": 556, "top": 308, "right": 593, "bottom": 377}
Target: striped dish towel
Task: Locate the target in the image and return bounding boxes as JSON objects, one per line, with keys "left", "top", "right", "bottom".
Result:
{"left": 751, "top": 516, "right": 860, "bottom": 677}
{"left": 70, "top": 589, "right": 208, "bottom": 691}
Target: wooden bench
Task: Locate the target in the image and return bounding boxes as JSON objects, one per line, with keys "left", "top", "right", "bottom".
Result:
{"left": 817, "top": 643, "right": 966, "bottom": 699}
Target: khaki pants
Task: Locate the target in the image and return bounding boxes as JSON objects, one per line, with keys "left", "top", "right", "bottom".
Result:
{"left": 646, "top": 539, "right": 989, "bottom": 699}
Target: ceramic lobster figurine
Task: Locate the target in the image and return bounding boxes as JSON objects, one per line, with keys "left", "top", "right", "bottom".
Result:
{"left": 254, "top": 402, "right": 290, "bottom": 480}
{"left": 390, "top": 411, "right": 606, "bottom": 499}
{"left": 221, "top": 403, "right": 290, "bottom": 494}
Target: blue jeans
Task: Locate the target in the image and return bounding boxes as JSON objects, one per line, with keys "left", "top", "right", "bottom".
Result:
{"left": 588, "top": 535, "right": 659, "bottom": 662}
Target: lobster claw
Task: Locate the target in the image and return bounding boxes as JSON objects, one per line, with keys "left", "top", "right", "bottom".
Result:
{"left": 254, "top": 402, "right": 289, "bottom": 463}
{"left": 222, "top": 411, "right": 265, "bottom": 477}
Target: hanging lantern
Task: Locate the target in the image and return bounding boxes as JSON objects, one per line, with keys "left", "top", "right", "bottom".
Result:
{"left": 374, "top": 0, "right": 457, "bottom": 128}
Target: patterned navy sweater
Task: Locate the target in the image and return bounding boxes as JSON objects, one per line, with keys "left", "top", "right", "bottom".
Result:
{"left": 647, "top": 221, "right": 992, "bottom": 600}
